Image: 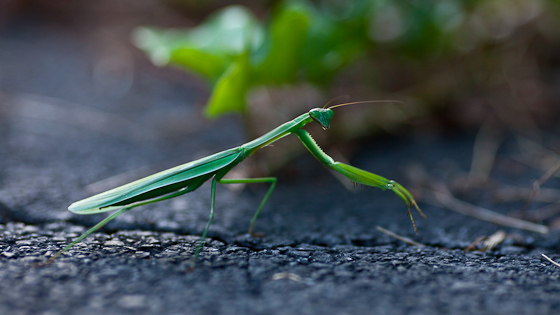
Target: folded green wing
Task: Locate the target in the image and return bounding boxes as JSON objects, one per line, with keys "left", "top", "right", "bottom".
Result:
{"left": 69, "top": 148, "right": 244, "bottom": 214}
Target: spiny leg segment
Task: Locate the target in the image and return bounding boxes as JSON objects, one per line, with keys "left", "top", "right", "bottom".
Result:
{"left": 293, "top": 128, "right": 425, "bottom": 233}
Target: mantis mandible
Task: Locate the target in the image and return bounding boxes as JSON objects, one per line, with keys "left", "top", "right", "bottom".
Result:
{"left": 47, "top": 101, "right": 425, "bottom": 264}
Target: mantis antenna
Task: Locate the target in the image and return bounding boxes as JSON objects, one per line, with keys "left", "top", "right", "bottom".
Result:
{"left": 322, "top": 95, "right": 350, "bottom": 109}
{"left": 327, "top": 100, "right": 404, "bottom": 110}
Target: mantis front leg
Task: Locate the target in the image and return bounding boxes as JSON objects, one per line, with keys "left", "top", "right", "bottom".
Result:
{"left": 293, "top": 128, "right": 425, "bottom": 233}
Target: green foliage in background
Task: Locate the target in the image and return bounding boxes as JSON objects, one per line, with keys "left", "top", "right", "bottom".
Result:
{"left": 132, "top": 0, "right": 558, "bottom": 118}
{"left": 134, "top": 1, "right": 360, "bottom": 117}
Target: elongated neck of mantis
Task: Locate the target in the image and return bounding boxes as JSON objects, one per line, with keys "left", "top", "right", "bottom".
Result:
{"left": 242, "top": 112, "right": 313, "bottom": 152}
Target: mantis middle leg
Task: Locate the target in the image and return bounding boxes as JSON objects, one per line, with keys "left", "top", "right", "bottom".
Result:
{"left": 219, "top": 177, "right": 277, "bottom": 236}
{"left": 191, "top": 176, "right": 277, "bottom": 265}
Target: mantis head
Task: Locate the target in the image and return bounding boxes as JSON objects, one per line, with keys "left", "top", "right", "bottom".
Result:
{"left": 309, "top": 108, "right": 334, "bottom": 130}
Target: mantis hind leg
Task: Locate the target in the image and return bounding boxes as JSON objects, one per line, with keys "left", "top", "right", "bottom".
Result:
{"left": 218, "top": 177, "right": 277, "bottom": 236}
{"left": 41, "top": 206, "right": 132, "bottom": 265}
{"left": 42, "top": 187, "right": 194, "bottom": 266}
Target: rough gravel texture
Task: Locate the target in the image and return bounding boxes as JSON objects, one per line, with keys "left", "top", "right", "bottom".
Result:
{"left": 1, "top": 7, "right": 560, "bottom": 315}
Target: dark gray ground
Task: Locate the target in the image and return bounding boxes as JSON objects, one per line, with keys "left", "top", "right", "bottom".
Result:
{"left": 1, "top": 7, "right": 560, "bottom": 315}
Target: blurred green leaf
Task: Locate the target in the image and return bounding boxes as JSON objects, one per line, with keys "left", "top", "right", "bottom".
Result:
{"left": 133, "top": 6, "right": 261, "bottom": 80}
{"left": 206, "top": 54, "right": 250, "bottom": 116}
{"left": 303, "top": 4, "right": 370, "bottom": 84}
{"left": 251, "top": 2, "right": 311, "bottom": 84}
{"left": 170, "top": 48, "right": 229, "bottom": 80}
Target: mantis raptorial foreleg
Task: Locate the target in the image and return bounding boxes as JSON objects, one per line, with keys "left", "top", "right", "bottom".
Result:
{"left": 293, "top": 128, "right": 425, "bottom": 232}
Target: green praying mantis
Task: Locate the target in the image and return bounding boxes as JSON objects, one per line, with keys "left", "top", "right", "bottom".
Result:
{"left": 47, "top": 101, "right": 425, "bottom": 265}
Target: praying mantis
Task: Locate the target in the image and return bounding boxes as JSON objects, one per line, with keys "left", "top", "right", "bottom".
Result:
{"left": 47, "top": 101, "right": 425, "bottom": 264}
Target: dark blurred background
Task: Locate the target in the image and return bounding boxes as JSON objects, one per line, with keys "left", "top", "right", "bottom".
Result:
{"left": 2, "top": 0, "right": 559, "bottom": 133}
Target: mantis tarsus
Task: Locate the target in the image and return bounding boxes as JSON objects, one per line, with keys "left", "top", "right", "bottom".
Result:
{"left": 47, "top": 102, "right": 425, "bottom": 265}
